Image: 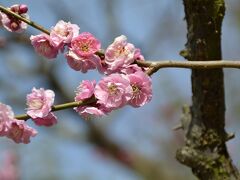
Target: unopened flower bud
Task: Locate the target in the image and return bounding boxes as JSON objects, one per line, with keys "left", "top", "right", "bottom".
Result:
{"left": 19, "top": 4, "right": 28, "bottom": 14}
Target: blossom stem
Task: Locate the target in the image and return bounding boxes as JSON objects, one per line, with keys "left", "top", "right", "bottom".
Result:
{"left": 15, "top": 97, "right": 96, "bottom": 120}
{"left": 0, "top": 4, "right": 50, "bottom": 35}
{"left": 135, "top": 60, "right": 240, "bottom": 75}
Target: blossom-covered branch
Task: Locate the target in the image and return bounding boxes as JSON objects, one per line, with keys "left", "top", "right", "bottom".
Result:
{"left": 1, "top": 3, "right": 240, "bottom": 144}
{"left": 1, "top": 4, "right": 240, "bottom": 71}
{"left": 15, "top": 97, "right": 96, "bottom": 120}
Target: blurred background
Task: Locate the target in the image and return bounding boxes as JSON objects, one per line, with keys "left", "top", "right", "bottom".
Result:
{"left": 0, "top": 0, "right": 240, "bottom": 179}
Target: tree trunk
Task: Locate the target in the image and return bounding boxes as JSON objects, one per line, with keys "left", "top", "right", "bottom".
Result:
{"left": 176, "top": 0, "right": 240, "bottom": 179}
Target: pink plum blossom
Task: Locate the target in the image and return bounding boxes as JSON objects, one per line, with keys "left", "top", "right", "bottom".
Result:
{"left": 32, "top": 112, "right": 57, "bottom": 127}
{"left": 120, "top": 64, "right": 144, "bottom": 75}
{"left": 75, "top": 80, "right": 96, "bottom": 101}
{"left": 127, "top": 71, "right": 152, "bottom": 107}
{"left": 26, "top": 88, "right": 55, "bottom": 119}
{"left": 50, "top": 20, "right": 80, "bottom": 48}
{"left": 0, "top": 103, "right": 37, "bottom": 144}
{"left": 71, "top": 32, "right": 101, "bottom": 57}
{"left": 75, "top": 105, "right": 108, "bottom": 119}
{"left": 7, "top": 120, "right": 37, "bottom": 144}
{"left": 65, "top": 50, "right": 102, "bottom": 73}
{"left": 105, "top": 35, "right": 136, "bottom": 71}
{"left": 30, "top": 34, "right": 59, "bottom": 59}
{"left": 0, "top": 103, "right": 14, "bottom": 136}
{"left": 74, "top": 80, "right": 111, "bottom": 118}
{"left": 94, "top": 74, "right": 132, "bottom": 109}
{"left": 134, "top": 48, "right": 145, "bottom": 61}
{"left": 1, "top": 4, "right": 29, "bottom": 33}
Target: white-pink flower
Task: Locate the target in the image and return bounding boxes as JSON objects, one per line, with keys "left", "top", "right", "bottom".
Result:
{"left": 65, "top": 50, "right": 101, "bottom": 73}
{"left": 0, "top": 103, "right": 37, "bottom": 144}
{"left": 26, "top": 88, "right": 58, "bottom": 127}
{"left": 26, "top": 88, "right": 55, "bottom": 118}
{"left": 127, "top": 71, "right": 152, "bottom": 107}
{"left": 105, "top": 35, "right": 136, "bottom": 71}
{"left": 134, "top": 48, "right": 145, "bottom": 61}
{"left": 0, "top": 103, "right": 14, "bottom": 136}
{"left": 1, "top": 4, "right": 29, "bottom": 33}
{"left": 7, "top": 120, "right": 37, "bottom": 144}
{"left": 94, "top": 74, "right": 132, "bottom": 109}
{"left": 50, "top": 20, "right": 80, "bottom": 48}
{"left": 74, "top": 80, "right": 111, "bottom": 118}
{"left": 75, "top": 80, "right": 96, "bottom": 101}
{"left": 120, "top": 64, "right": 144, "bottom": 75}
{"left": 75, "top": 105, "right": 108, "bottom": 119}
{"left": 71, "top": 32, "right": 101, "bottom": 57}
{"left": 30, "top": 34, "right": 59, "bottom": 59}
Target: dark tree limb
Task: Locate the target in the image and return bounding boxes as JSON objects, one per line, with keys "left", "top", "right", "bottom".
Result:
{"left": 176, "top": 0, "right": 240, "bottom": 179}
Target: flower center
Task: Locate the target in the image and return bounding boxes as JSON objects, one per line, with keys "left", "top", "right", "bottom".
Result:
{"left": 131, "top": 84, "right": 140, "bottom": 95}
{"left": 108, "top": 84, "right": 118, "bottom": 95}
{"left": 115, "top": 46, "right": 125, "bottom": 57}
{"left": 56, "top": 28, "right": 69, "bottom": 37}
{"left": 30, "top": 99, "right": 43, "bottom": 109}
{"left": 80, "top": 44, "right": 89, "bottom": 52}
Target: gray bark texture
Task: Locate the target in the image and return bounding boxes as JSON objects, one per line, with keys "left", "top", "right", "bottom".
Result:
{"left": 176, "top": 0, "right": 240, "bottom": 179}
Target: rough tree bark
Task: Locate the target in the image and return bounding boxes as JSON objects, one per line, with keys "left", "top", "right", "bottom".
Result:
{"left": 176, "top": 0, "right": 240, "bottom": 179}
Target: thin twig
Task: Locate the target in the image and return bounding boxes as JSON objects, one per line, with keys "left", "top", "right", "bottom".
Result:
{"left": 136, "top": 60, "right": 240, "bottom": 69}
{"left": 136, "top": 60, "right": 240, "bottom": 75}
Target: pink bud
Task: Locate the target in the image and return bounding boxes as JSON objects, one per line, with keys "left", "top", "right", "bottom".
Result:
{"left": 1, "top": 4, "right": 29, "bottom": 33}
{"left": 19, "top": 4, "right": 28, "bottom": 14}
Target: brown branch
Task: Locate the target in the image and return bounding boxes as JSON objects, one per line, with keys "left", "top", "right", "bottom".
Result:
{"left": 136, "top": 60, "right": 240, "bottom": 75}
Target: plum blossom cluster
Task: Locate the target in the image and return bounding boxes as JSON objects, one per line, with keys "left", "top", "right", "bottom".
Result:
{"left": 0, "top": 4, "right": 153, "bottom": 143}
{"left": 0, "top": 87, "right": 57, "bottom": 144}
{"left": 30, "top": 20, "right": 145, "bottom": 74}
{"left": 0, "top": 103, "right": 37, "bottom": 144}
{"left": 30, "top": 20, "right": 104, "bottom": 72}
{"left": 29, "top": 18, "right": 153, "bottom": 118}
{"left": 0, "top": 4, "right": 29, "bottom": 33}
{"left": 75, "top": 71, "right": 152, "bottom": 119}
{"left": 71, "top": 35, "right": 152, "bottom": 118}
